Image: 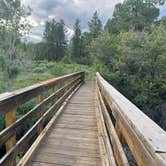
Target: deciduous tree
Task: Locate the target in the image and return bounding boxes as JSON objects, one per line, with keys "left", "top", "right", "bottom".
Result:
{"left": 0, "top": 0, "right": 31, "bottom": 79}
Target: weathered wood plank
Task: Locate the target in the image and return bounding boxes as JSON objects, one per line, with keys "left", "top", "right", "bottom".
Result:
{"left": 0, "top": 72, "right": 84, "bottom": 116}
{"left": 0, "top": 78, "right": 82, "bottom": 166}
{"left": 37, "top": 146, "right": 100, "bottom": 158}
{"left": 60, "top": 114, "right": 96, "bottom": 119}
{"left": 31, "top": 162, "right": 68, "bottom": 166}
{"left": 32, "top": 153, "right": 76, "bottom": 165}
{"left": 55, "top": 123, "right": 97, "bottom": 130}
{"left": 97, "top": 85, "right": 129, "bottom": 166}
{"left": 41, "top": 140, "right": 99, "bottom": 151}
{"left": 96, "top": 89, "right": 116, "bottom": 166}
{"left": 45, "top": 135, "right": 99, "bottom": 145}
{"left": 96, "top": 72, "right": 166, "bottom": 166}
{"left": 0, "top": 77, "right": 81, "bottom": 148}
{"left": 5, "top": 108, "right": 16, "bottom": 152}
{"left": 37, "top": 94, "right": 43, "bottom": 133}
{"left": 18, "top": 82, "right": 82, "bottom": 166}
{"left": 25, "top": 82, "right": 102, "bottom": 166}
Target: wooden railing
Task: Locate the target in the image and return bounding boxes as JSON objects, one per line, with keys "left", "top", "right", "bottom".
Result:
{"left": 0, "top": 71, "right": 165, "bottom": 166}
{"left": 0, "top": 72, "right": 85, "bottom": 166}
{"left": 96, "top": 72, "right": 166, "bottom": 166}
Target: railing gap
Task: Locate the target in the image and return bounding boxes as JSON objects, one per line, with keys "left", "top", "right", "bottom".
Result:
{"left": 123, "top": 141, "right": 137, "bottom": 166}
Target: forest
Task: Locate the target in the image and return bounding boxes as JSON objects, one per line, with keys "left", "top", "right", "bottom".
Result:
{"left": 0, "top": 0, "right": 166, "bottom": 135}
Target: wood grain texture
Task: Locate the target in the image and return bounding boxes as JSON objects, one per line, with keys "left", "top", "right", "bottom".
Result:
{"left": 0, "top": 77, "right": 82, "bottom": 148}
{"left": 0, "top": 77, "right": 83, "bottom": 166}
{"left": 37, "top": 94, "right": 43, "bottom": 134}
{"left": 96, "top": 72, "right": 166, "bottom": 166}
{"left": 97, "top": 86, "right": 129, "bottom": 166}
{"left": 18, "top": 82, "right": 83, "bottom": 166}
{"left": 5, "top": 108, "right": 16, "bottom": 152}
{"left": 96, "top": 88, "right": 116, "bottom": 166}
{"left": 0, "top": 72, "right": 84, "bottom": 116}
{"left": 25, "top": 82, "right": 102, "bottom": 166}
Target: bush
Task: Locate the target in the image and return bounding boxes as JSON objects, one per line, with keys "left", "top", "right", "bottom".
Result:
{"left": 0, "top": 55, "right": 5, "bottom": 71}
{"left": 33, "top": 66, "right": 47, "bottom": 73}
{"left": 8, "top": 66, "right": 19, "bottom": 78}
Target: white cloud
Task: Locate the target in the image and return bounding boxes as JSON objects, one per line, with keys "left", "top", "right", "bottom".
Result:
{"left": 21, "top": 0, "right": 124, "bottom": 42}
{"left": 66, "top": 27, "right": 74, "bottom": 41}
{"left": 21, "top": 0, "right": 165, "bottom": 42}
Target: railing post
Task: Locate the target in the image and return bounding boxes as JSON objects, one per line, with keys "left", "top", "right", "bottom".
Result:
{"left": 5, "top": 108, "right": 16, "bottom": 152}
{"left": 37, "top": 94, "right": 43, "bottom": 133}
{"left": 82, "top": 72, "right": 85, "bottom": 83}
{"left": 5, "top": 108, "right": 17, "bottom": 166}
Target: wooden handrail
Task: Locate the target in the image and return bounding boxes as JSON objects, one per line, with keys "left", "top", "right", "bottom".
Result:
{"left": 96, "top": 72, "right": 166, "bottom": 166}
{"left": 96, "top": 85, "right": 129, "bottom": 166}
{"left": 1, "top": 71, "right": 165, "bottom": 166}
{"left": 0, "top": 77, "right": 81, "bottom": 147}
{"left": 0, "top": 72, "right": 84, "bottom": 166}
{"left": 0, "top": 72, "right": 84, "bottom": 116}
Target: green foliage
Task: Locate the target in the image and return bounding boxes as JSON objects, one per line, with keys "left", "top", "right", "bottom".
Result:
{"left": 0, "top": 115, "right": 5, "bottom": 132}
{"left": 0, "top": 50, "right": 5, "bottom": 70}
{"left": 8, "top": 65, "right": 19, "bottom": 78}
{"left": 88, "top": 24, "right": 166, "bottom": 129}
{"left": 71, "top": 19, "right": 82, "bottom": 63}
{"left": 17, "top": 99, "right": 37, "bottom": 119}
{"left": 0, "top": 0, "right": 31, "bottom": 80}
{"left": 0, "top": 0, "right": 166, "bottom": 138}
{"left": 105, "top": 0, "right": 161, "bottom": 33}
{"left": 87, "top": 32, "right": 119, "bottom": 68}
{"left": 0, "top": 61, "right": 95, "bottom": 93}
{"left": 159, "top": 16, "right": 166, "bottom": 27}
{"left": 88, "top": 11, "right": 102, "bottom": 39}
{"left": 70, "top": 20, "right": 93, "bottom": 65}
{"left": 43, "top": 19, "right": 67, "bottom": 61}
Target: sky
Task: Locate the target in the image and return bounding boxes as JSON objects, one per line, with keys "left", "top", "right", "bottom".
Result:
{"left": 21, "top": 0, "right": 166, "bottom": 43}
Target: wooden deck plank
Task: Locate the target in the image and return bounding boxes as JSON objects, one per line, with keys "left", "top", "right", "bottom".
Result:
{"left": 40, "top": 141, "right": 100, "bottom": 151}
{"left": 55, "top": 123, "right": 97, "bottom": 131}
{"left": 37, "top": 146, "right": 100, "bottom": 158}
{"left": 32, "top": 153, "right": 101, "bottom": 166}
{"left": 31, "top": 162, "right": 70, "bottom": 166}
{"left": 46, "top": 136, "right": 98, "bottom": 143}
{"left": 28, "top": 82, "right": 102, "bottom": 166}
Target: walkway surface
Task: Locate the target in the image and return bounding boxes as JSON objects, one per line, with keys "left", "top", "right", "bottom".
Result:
{"left": 29, "top": 82, "right": 102, "bottom": 166}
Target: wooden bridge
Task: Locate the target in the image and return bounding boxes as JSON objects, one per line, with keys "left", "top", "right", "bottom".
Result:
{"left": 0, "top": 72, "right": 166, "bottom": 166}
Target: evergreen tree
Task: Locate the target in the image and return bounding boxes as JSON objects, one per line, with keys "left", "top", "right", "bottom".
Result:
{"left": 56, "top": 20, "right": 67, "bottom": 60}
{"left": 104, "top": 19, "right": 112, "bottom": 34}
{"left": 88, "top": 11, "right": 102, "bottom": 39}
{"left": 71, "top": 19, "right": 82, "bottom": 63}
{"left": 105, "top": 0, "right": 162, "bottom": 34}
{"left": 43, "top": 19, "right": 66, "bottom": 61}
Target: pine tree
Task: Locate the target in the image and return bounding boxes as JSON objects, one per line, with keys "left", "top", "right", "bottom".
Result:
{"left": 71, "top": 19, "right": 82, "bottom": 63}
{"left": 88, "top": 11, "right": 102, "bottom": 39}
{"left": 105, "top": 0, "right": 161, "bottom": 33}
{"left": 43, "top": 19, "right": 66, "bottom": 61}
{"left": 56, "top": 19, "right": 67, "bottom": 60}
{"left": 104, "top": 19, "right": 112, "bottom": 33}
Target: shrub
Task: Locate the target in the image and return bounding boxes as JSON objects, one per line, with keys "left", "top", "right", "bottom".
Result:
{"left": 8, "top": 66, "right": 19, "bottom": 78}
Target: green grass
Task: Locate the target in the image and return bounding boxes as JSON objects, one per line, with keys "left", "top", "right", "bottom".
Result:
{"left": 0, "top": 60, "right": 96, "bottom": 93}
